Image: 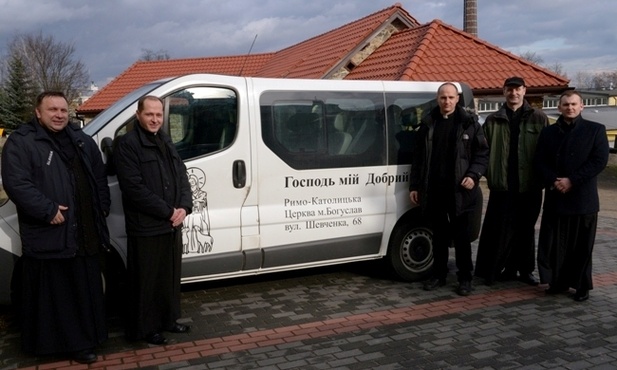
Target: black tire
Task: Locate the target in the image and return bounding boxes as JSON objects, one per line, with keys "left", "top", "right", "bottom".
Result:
{"left": 387, "top": 213, "right": 433, "bottom": 281}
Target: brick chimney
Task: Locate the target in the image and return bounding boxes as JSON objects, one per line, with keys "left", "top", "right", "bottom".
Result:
{"left": 464, "top": 0, "right": 478, "bottom": 36}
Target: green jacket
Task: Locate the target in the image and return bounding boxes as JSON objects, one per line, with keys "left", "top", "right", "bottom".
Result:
{"left": 483, "top": 101, "right": 548, "bottom": 192}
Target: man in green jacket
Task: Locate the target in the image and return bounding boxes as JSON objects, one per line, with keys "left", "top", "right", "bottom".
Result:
{"left": 475, "top": 77, "right": 548, "bottom": 285}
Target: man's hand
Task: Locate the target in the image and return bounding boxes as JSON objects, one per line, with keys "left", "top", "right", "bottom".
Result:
{"left": 51, "top": 205, "right": 68, "bottom": 225}
{"left": 460, "top": 176, "right": 475, "bottom": 190}
{"left": 170, "top": 208, "right": 187, "bottom": 227}
{"left": 410, "top": 191, "right": 419, "bottom": 205}
{"left": 553, "top": 177, "right": 573, "bottom": 193}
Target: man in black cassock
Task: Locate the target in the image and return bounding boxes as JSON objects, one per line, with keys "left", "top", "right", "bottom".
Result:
{"left": 1, "top": 92, "right": 110, "bottom": 364}
{"left": 535, "top": 90, "right": 609, "bottom": 302}
{"left": 114, "top": 95, "right": 193, "bottom": 344}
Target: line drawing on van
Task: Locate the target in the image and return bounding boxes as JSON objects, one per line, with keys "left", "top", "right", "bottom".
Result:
{"left": 182, "top": 167, "right": 213, "bottom": 255}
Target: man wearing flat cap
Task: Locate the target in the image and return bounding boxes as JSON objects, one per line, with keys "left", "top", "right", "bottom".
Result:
{"left": 475, "top": 76, "right": 548, "bottom": 285}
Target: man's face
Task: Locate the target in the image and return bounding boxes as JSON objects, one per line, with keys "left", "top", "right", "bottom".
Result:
{"left": 36, "top": 96, "right": 69, "bottom": 132}
{"left": 437, "top": 85, "right": 459, "bottom": 116}
{"left": 558, "top": 94, "right": 584, "bottom": 121}
{"left": 136, "top": 98, "right": 164, "bottom": 133}
{"left": 503, "top": 85, "right": 526, "bottom": 108}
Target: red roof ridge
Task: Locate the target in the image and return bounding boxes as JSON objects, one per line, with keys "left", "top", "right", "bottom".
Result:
{"left": 401, "top": 21, "right": 441, "bottom": 80}
{"left": 275, "top": 4, "right": 409, "bottom": 55}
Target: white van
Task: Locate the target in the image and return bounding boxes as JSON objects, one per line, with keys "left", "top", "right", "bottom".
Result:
{"left": 0, "top": 74, "right": 481, "bottom": 304}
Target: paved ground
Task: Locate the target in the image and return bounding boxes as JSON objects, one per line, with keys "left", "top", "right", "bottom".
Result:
{"left": 1, "top": 160, "right": 617, "bottom": 370}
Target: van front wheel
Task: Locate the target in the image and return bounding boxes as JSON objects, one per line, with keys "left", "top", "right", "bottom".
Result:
{"left": 387, "top": 220, "right": 433, "bottom": 281}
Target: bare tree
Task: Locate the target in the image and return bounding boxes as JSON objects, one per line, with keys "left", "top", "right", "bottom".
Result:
{"left": 7, "top": 31, "right": 89, "bottom": 104}
{"left": 572, "top": 71, "right": 595, "bottom": 89}
{"left": 519, "top": 51, "right": 544, "bottom": 65}
{"left": 139, "top": 48, "right": 171, "bottom": 61}
{"left": 591, "top": 71, "right": 617, "bottom": 90}
{"left": 545, "top": 62, "right": 566, "bottom": 77}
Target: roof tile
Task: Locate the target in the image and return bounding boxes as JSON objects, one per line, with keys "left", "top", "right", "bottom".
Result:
{"left": 347, "top": 20, "right": 569, "bottom": 91}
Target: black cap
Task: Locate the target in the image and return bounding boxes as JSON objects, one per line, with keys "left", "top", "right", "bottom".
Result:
{"left": 504, "top": 76, "right": 525, "bottom": 87}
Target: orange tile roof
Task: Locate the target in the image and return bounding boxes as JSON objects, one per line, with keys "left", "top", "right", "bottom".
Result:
{"left": 346, "top": 20, "right": 570, "bottom": 91}
{"left": 78, "top": 4, "right": 568, "bottom": 115}
{"left": 256, "top": 4, "right": 418, "bottom": 79}
{"left": 79, "top": 4, "right": 417, "bottom": 114}
{"left": 78, "top": 53, "right": 274, "bottom": 114}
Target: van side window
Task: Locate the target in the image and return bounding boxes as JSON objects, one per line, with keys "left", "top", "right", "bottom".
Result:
{"left": 385, "top": 93, "right": 438, "bottom": 165}
{"left": 261, "top": 91, "right": 386, "bottom": 170}
{"left": 113, "top": 87, "right": 238, "bottom": 161}
{"left": 169, "top": 87, "right": 238, "bottom": 160}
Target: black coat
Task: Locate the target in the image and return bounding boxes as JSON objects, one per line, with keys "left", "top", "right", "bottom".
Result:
{"left": 409, "top": 105, "right": 489, "bottom": 216}
{"left": 1, "top": 119, "right": 111, "bottom": 258}
{"left": 535, "top": 115, "right": 609, "bottom": 215}
{"left": 114, "top": 122, "right": 193, "bottom": 237}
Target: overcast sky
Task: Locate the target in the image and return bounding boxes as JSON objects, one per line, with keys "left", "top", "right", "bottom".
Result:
{"left": 0, "top": 0, "right": 615, "bottom": 89}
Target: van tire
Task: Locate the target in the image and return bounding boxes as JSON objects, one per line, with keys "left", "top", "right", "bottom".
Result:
{"left": 387, "top": 214, "right": 433, "bottom": 281}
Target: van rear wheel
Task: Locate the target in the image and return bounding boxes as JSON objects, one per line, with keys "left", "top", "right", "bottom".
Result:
{"left": 387, "top": 218, "right": 433, "bottom": 281}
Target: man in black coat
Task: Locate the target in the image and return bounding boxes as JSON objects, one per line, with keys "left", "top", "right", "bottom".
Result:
{"left": 114, "top": 95, "right": 193, "bottom": 344}
{"left": 535, "top": 90, "right": 609, "bottom": 302}
{"left": 2, "top": 91, "right": 110, "bottom": 364}
{"left": 409, "top": 83, "right": 489, "bottom": 296}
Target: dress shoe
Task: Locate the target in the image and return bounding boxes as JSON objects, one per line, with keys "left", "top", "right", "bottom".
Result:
{"left": 145, "top": 332, "right": 168, "bottom": 345}
{"left": 72, "top": 349, "right": 97, "bottom": 364}
{"left": 423, "top": 277, "right": 446, "bottom": 291}
{"left": 572, "top": 291, "right": 589, "bottom": 302}
{"left": 167, "top": 323, "right": 191, "bottom": 333}
{"left": 456, "top": 280, "right": 473, "bottom": 296}
{"left": 518, "top": 273, "right": 539, "bottom": 286}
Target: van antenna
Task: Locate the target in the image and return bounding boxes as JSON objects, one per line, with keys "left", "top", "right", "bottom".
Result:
{"left": 239, "top": 34, "right": 258, "bottom": 76}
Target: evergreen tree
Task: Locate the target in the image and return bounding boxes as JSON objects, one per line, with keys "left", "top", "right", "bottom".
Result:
{"left": 0, "top": 55, "right": 33, "bottom": 130}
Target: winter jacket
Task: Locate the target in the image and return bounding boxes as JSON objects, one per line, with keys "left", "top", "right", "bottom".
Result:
{"left": 534, "top": 115, "right": 609, "bottom": 215}
{"left": 409, "top": 105, "right": 489, "bottom": 216}
{"left": 1, "top": 119, "right": 111, "bottom": 258}
{"left": 483, "top": 101, "right": 548, "bottom": 192}
{"left": 114, "top": 122, "right": 192, "bottom": 237}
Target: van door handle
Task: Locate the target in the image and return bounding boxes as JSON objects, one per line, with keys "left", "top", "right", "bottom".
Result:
{"left": 233, "top": 160, "right": 246, "bottom": 188}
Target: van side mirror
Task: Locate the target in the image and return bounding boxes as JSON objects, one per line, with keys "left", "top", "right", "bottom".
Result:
{"left": 101, "top": 137, "right": 116, "bottom": 176}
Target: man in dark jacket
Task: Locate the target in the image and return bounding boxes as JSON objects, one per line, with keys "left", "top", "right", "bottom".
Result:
{"left": 409, "top": 83, "right": 489, "bottom": 296}
{"left": 535, "top": 90, "right": 609, "bottom": 302}
{"left": 475, "top": 77, "right": 548, "bottom": 286}
{"left": 1, "top": 91, "right": 110, "bottom": 364}
{"left": 114, "top": 95, "right": 193, "bottom": 344}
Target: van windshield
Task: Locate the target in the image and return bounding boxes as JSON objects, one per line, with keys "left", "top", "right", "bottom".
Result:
{"left": 82, "top": 81, "right": 164, "bottom": 136}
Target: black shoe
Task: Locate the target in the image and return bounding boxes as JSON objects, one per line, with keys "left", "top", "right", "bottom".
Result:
{"left": 145, "top": 332, "right": 168, "bottom": 345}
{"left": 167, "top": 323, "right": 191, "bottom": 333}
{"left": 72, "top": 349, "right": 97, "bottom": 364}
{"left": 456, "top": 281, "right": 473, "bottom": 296}
{"left": 518, "top": 273, "right": 540, "bottom": 286}
{"left": 572, "top": 291, "right": 589, "bottom": 302}
{"left": 423, "top": 277, "right": 446, "bottom": 291}
{"left": 545, "top": 286, "right": 569, "bottom": 295}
